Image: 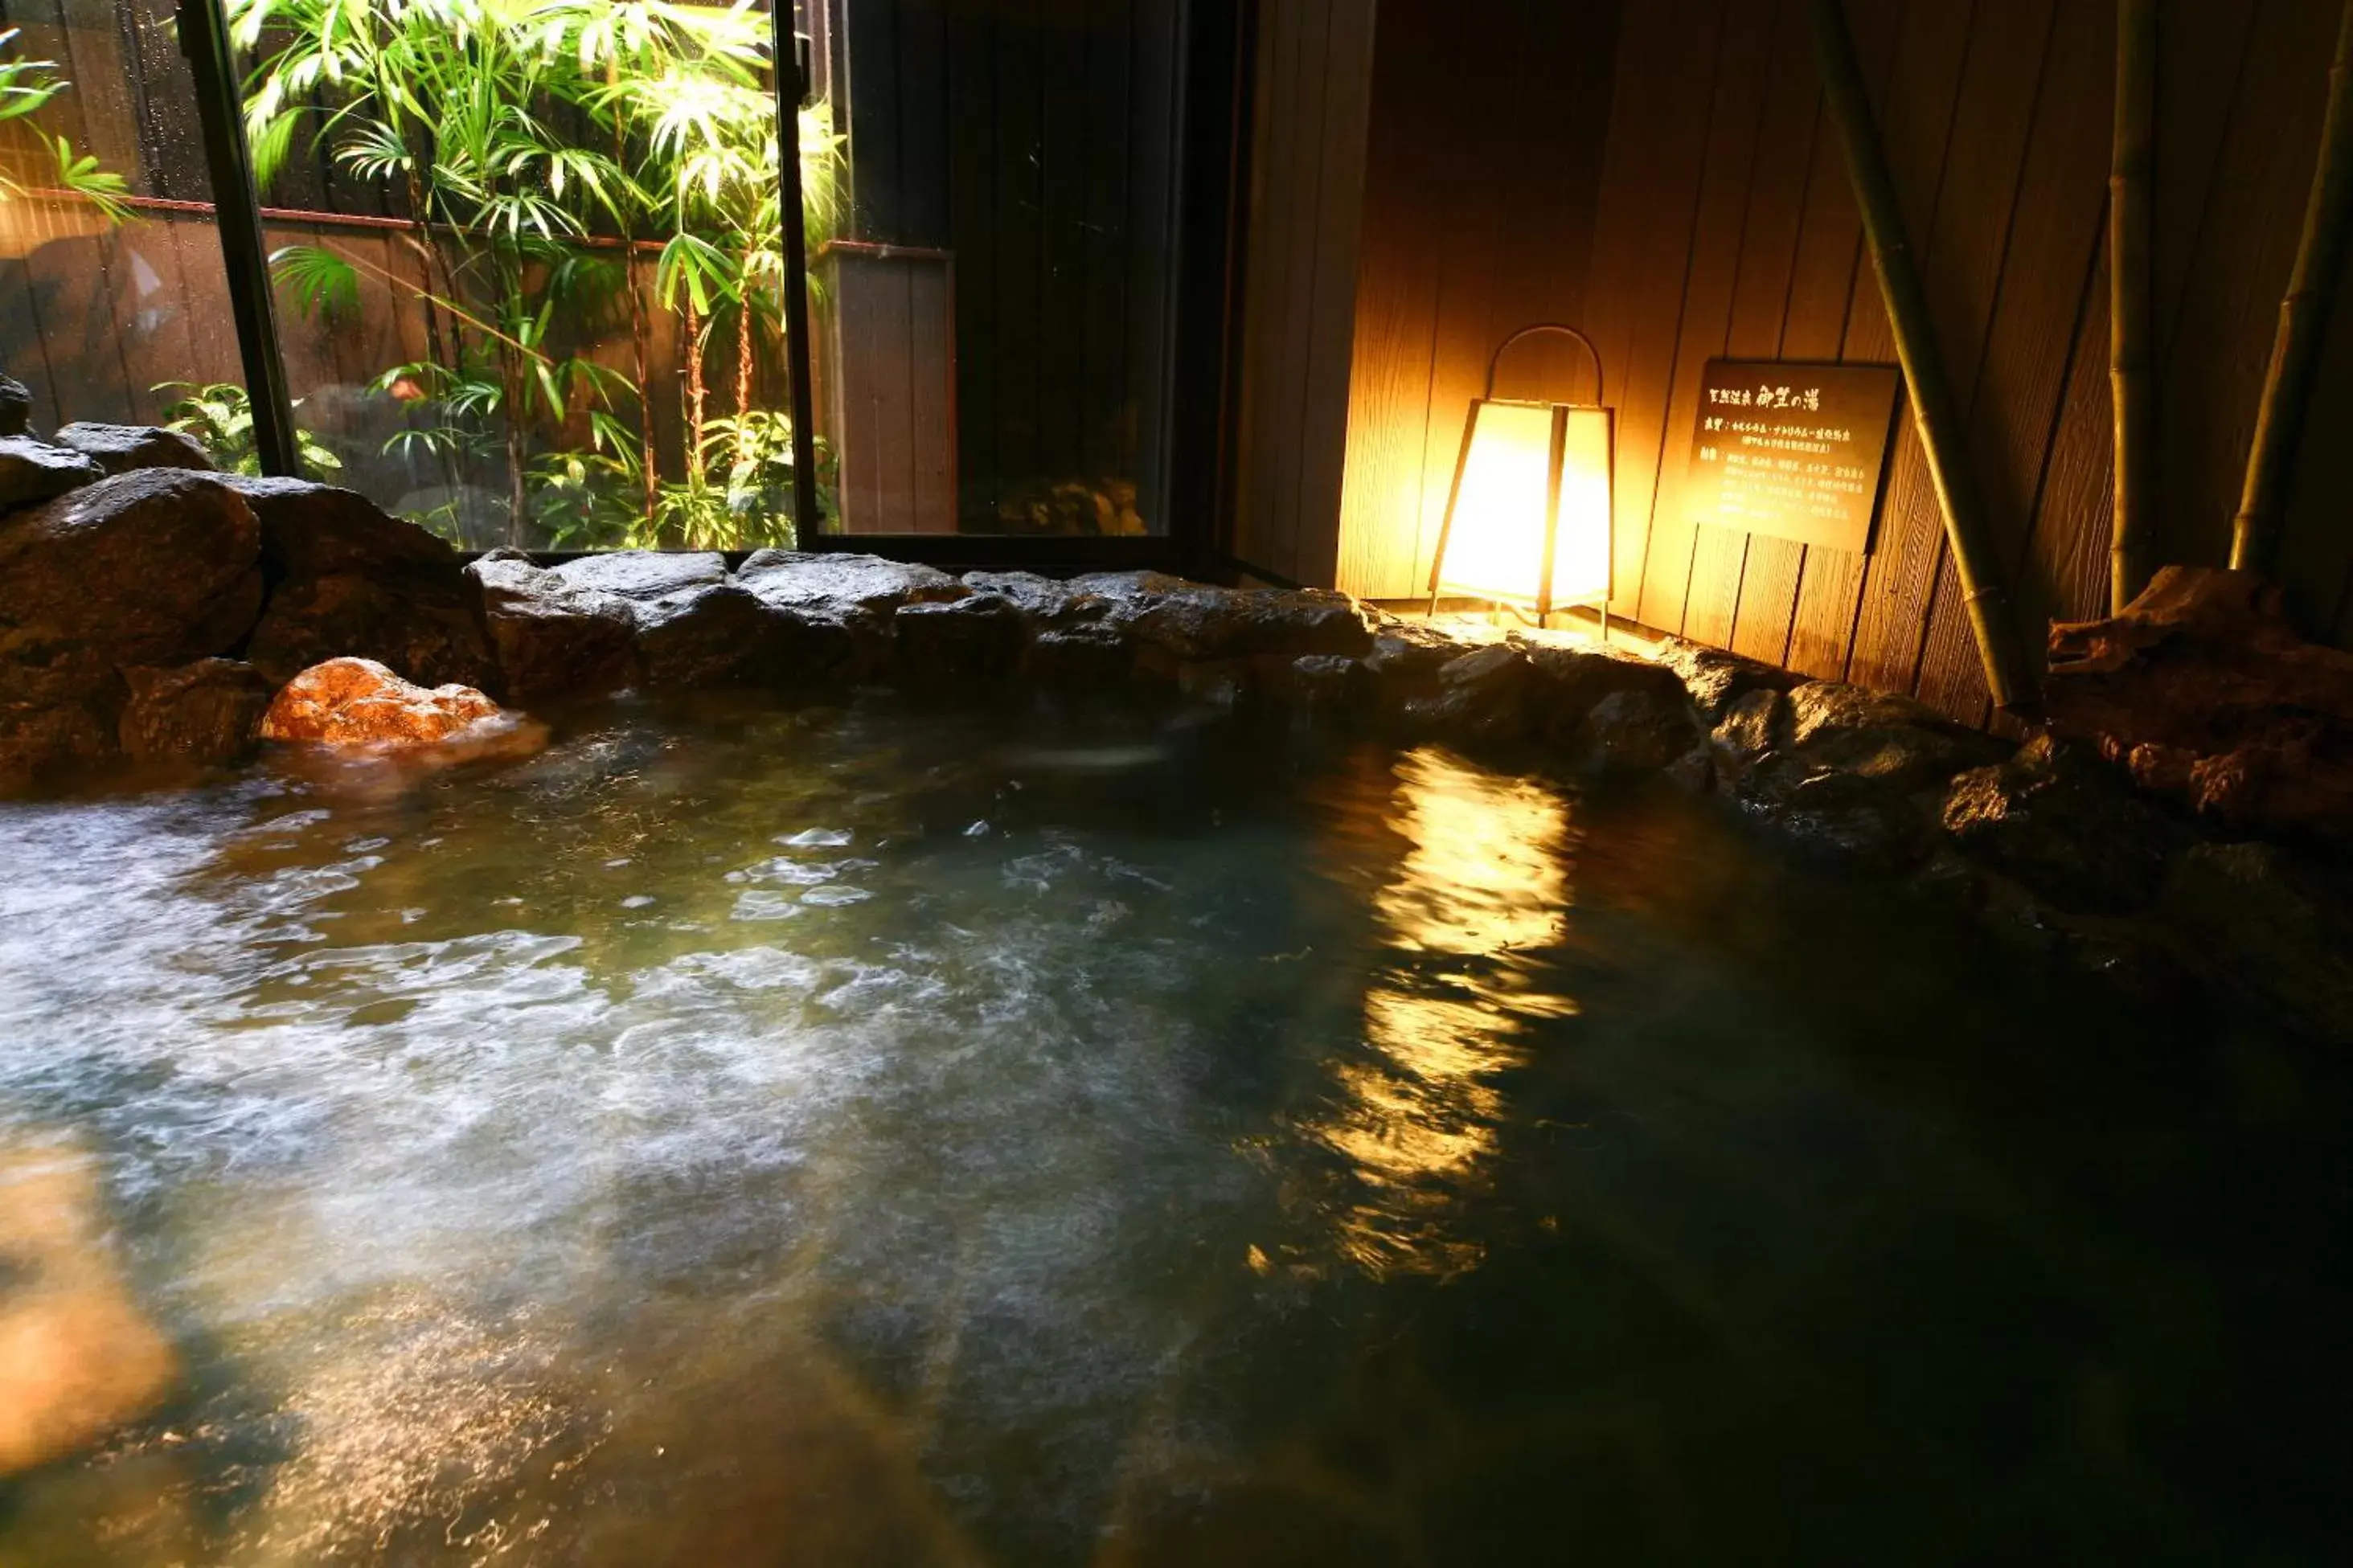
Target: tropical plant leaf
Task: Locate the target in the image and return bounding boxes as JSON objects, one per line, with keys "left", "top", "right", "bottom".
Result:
{"left": 271, "top": 243, "right": 362, "bottom": 322}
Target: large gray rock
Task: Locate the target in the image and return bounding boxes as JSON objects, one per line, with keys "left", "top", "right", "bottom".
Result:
{"left": 0, "top": 469, "right": 262, "bottom": 670}
{"left": 1745, "top": 681, "right": 2000, "bottom": 809}
{"left": 51, "top": 422, "right": 215, "bottom": 476}
{"left": 1525, "top": 641, "right": 1689, "bottom": 738}
{"left": 0, "top": 664, "right": 122, "bottom": 789}
{"left": 1403, "top": 643, "right": 1535, "bottom": 743}
{"left": 1363, "top": 619, "right": 1482, "bottom": 682}
{"left": 632, "top": 582, "right": 790, "bottom": 687}
{"left": 1076, "top": 572, "right": 1375, "bottom": 661}
{"left": 2158, "top": 841, "right": 2353, "bottom": 1045}
{"left": 1727, "top": 681, "right": 1999, "bottom": 868}
{"left": 0, "top": 436, "right": 103, "bottom": 514}
{"left": 737, "top": 551, "right": 966, "bottom": 681}
{"left": 896, "top": 595, "right": 1024, "bottom": 690}
{"left": 1654, "top": 637, "right": 1794, "bottom": 723}
{"left": 231, "top": 478, "right": 494, "bottom": 692}
{"left": 465, "top": 551, "right": 636, "bottom": 701}
{"left": 552, "top": 551, "right": 728, "bottom": 601}
{"left": 1568, "top": 686, "right": 1702, "bottom": 776}
{"left": 1025, "top": 623, "right": 1133, "bottom": 686}
{"left": 549, "top": 552, "right": 775, "bottom": 689}
{"left": 1709, "top": 686, "right": 1789, "bottom": 773}
{"left": 1939, "top": 737, "right": 2187, "bottom": 915}
{"left": 737, "top": 551, "right": 965, "bottom": 614}
{"left": 0, "top": 375, "right": 31, "bottom": 438}
{"left": 117, "top": 658, "right": 270, "bottom": 767}
{"left": 1279, "top": 653, "right": 1372, "bottom": 718}
{"left": 961, "top": 570, "right": 1109, "bottom": 626}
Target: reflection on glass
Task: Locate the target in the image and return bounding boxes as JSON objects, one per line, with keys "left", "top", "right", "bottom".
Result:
{"left": 0, "top": 0, "right": 248, "bottom": 437}
{"left": 1307, "top": 748, "right": 1574, "bottom": 1279}
{"left": 818, "top": 0, "right": 1181, "bottom": 535}
{"left": 227, "top": 0, "right": 839, "bottom": 549}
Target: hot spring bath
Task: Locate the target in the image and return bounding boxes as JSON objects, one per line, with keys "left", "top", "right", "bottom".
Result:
{"left": 0, "top": 693, "right": 2341, "bottom": 1563}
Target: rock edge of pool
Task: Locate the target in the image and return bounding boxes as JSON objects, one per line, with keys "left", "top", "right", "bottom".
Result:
{"left": 5, "top": 465, "right": 2347, "bottom": 1051}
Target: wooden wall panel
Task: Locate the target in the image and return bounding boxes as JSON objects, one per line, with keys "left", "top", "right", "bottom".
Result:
{"left": 1330, "top": 0, "right": 1628, "bottom": 601}
{"left": 1680, "top": 0, "right": 1826, "bottom": 653}
{"left": 1577, "top": 0, "right": 1724, "bottom": 620}
{"left": 1631, "top": 0, "right": 1789, "bottom": 639}
{"left": 1912, "top": 0, "right": 2113, "bottom": 722}
{"left": 1293, "top": 0, "right": 2353, "bottom": 727}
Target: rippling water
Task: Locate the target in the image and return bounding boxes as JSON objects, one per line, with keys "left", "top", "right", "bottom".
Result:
{"left": 0, "top": 691, "right": 2343, "bottom": 1564}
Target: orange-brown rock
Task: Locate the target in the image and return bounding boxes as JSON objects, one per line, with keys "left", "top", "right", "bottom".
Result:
{"left": 2046, "top": 566, "right": 2353, "bottom": 834}
{"left": 260, "top": 657, "right": 504, "bottom": 747}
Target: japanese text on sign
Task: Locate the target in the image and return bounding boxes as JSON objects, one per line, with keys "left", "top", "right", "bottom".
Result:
{"left": 1686, "top": 359, "right": 1901, "bottom": 555}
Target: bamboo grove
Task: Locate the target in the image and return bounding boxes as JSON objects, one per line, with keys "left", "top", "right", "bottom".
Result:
{"left": 231, "top": 0, "right": 844, "bottom": 549}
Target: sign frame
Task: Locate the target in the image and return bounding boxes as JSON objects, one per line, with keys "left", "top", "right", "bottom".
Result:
{"left": 1687, "top": 358, "right": 1902, "bottom": 555}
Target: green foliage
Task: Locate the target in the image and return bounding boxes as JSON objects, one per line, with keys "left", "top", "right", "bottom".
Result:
{"left": 156, "top": 380, "right": 343, "bottom": 477}
{"left": 228, "top": 0, "right": 845, "bottom": 549}
{"left": 0, "top": 28, "right": 131, "bottom": 222}
{"left": 269, "top": 243, "right": 361, "bottom": 322}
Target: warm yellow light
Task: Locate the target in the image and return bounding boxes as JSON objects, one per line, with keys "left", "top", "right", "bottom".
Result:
{"left": 1432, "top": 399, "right": 1613, "bottom": 613}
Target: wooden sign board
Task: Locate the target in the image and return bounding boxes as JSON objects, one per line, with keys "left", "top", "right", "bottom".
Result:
{"left": 1687, "top": 359, "right": 1901, "bottom": 553}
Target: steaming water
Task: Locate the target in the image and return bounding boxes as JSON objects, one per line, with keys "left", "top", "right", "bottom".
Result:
{"left": 0, "top": 693, "right": 2342, "bottom": 1564}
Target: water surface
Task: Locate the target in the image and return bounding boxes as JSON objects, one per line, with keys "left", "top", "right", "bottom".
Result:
{"left": 0, "top": 693, "right": 2343, "bottom": 1563}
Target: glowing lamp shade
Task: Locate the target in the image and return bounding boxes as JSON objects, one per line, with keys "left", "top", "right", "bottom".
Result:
{"left": 1429, "top": 325, "right": 1615, "bottom": 621}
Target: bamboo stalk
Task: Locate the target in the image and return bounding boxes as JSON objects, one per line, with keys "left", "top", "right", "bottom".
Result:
{"left": 1806, "top": 0, "right": 2038, "bottom": 713}
{"left": 2109, "top": 0, "right": 2155, "bottom": 612}
{"left": 2230, "top": 0, "right": 2353, "bottom": 575}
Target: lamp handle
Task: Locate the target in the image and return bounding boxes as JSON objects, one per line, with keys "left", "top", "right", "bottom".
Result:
{"left": 1484, "top": 323, "right": 1605, "bottom": 405}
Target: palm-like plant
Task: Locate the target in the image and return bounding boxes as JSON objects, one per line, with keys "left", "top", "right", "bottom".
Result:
{"left": 229, "top": 0, "right": 842, "bottom": 547}
{"left": 0, "top": 27, "right": 132, "bottom": 222}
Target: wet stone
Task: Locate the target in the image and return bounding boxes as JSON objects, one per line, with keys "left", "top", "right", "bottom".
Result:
{"left": 1404, "top": 644, "right": 1535, "bottom": 744}
{"left": 233, "top": 478, "right": 492, "bottom": 691}
{"left": 118, "top": 658, "right": 271, "bottom": 768}
{"left": 1281, "top": 653, "right": 1372, "bottom": 717}
{"left": 961, "top": 570, "right": 1108, "bottom": 626}
{"left": 1655, "top": 637, "right": 1794, "bottom": 723}
{"left": 1025, "top": 623, "right": 1133, "bottom": 686}
{"left": 552, "top": 551, "right": 728, "bottom": 601}
{"left": 260, "top": 656, "right": 504, "bottom": 747}
{"left": 1568, "top": 686, "right": 1702, "bottom": 776}
{"left": 1709, "top": 686, "right": 1788, "bottom": 774}
{"left": 466, "top": 551, "right": 637, "bottom": 702}
{"left": 737, "top": 551, "right": 965, "bottom": 616}
{"left": 0, "top": 436, "right": 103, "bottom": 515}
{"left": 1080, "top": 574, "right": 1375, "bottom": 661}
{"left": 0, "top": 469, "right": 262, "bottom": 670}
{"left": 1525, "top": 640, "right": 1689, "bottom": 739}
{"left": 51, "top": 423, "right": 215, "bottom": 476}
{"left": 0, "top": 374, "right": 31, "bottom": 438}
{"left": 895, "top": 595, "right": 1025, "bottom": 689}
{"left": 633, "top": 583, "right": 790, "bottom": 688}
{"left": 1939, "top": 737, "right": 2187, "bottom": 915}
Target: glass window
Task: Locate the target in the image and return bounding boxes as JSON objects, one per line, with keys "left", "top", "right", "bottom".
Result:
{"left": 0, "top": 0, "right": 253, "bottom": 444}
{"left": 227, "top": 0, "right": 829, "bottom": 550}
{"left": 818, "top": 0, "right": 1182, "bottom": 538}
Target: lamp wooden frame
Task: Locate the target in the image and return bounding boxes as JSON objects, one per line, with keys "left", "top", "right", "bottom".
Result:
{"left": 1425, "top": 323, "right": 1616, "bottom": 637}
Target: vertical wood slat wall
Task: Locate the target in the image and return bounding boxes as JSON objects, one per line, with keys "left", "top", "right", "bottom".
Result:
{"left": 1290, "top": 0, "right": 2353, "bottom": 727}
{"left": 1228, "top": 0, "right": 1376, "bottom": 584}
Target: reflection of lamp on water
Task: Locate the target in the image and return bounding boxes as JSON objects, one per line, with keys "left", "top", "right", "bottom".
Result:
{"left": 1427, "top": 323, "right": 1615, "bottom": 637}
{"left": 1306, "top": 750, "right": 1576, "bottom": 1280}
